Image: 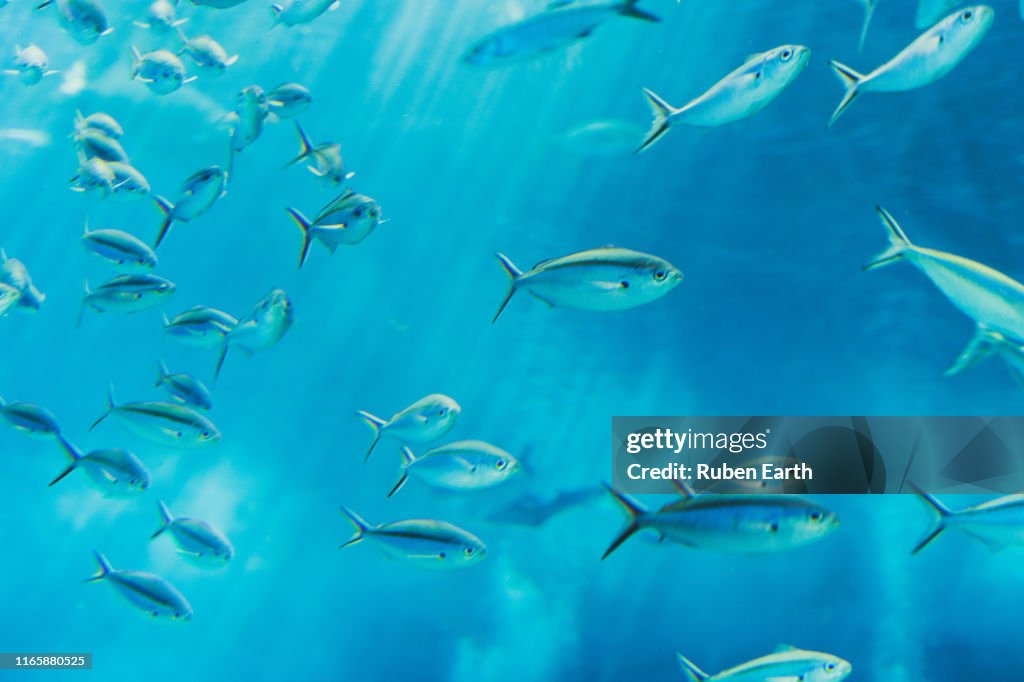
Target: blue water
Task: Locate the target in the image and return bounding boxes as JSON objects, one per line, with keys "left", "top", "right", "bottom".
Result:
{"left": 2, "top": 0, "right": 1024, "bottom": 679}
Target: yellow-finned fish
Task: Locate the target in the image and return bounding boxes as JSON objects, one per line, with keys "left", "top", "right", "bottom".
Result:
{"left": 338, "top": 507, "right": 487, "bottom": 569}
{"left": 677, "top": 646, "right": 852, "bottom": 682}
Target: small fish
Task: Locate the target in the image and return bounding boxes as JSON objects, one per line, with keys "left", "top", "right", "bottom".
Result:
{"left": 75, "top": 129, "right": 129, "bottom": 164}
{"left": 463, "top": 0, "right": 659, "bottom": 66}
{"left": 50, "top": 437, "right": 150, "bottom": 495}
{"left": 911, "top": 484, "right": 1024, "bottom": 554}
{"left": 492, "top": 246, "right": 682, "bottom": 323}
{"left": 916, "top": 0, "right": 960, "bottom": 29}
{"left": 177, "top": 31, "right": 238, "bottom": 75}
{"left": 152, "top": 500, "right": 234, "bottom": 564}
{"left": 270, "top": 0, "right": 340, "bottom": 28}
{"left": 389, "top": 441, "right": 520, "bottom": 497}
{"left": 106, "top": 162, "right": 151, "bottom": 202}
{"left": 865, "top": 207, "right": 1024, "bottom": 358}
{"left": 945, "top": 325, "right": 1024, "bottom": 383}
{"left": 678, "top": 646, "right": 852, "bottom": 682}
{"left": 37, "top": 0, "right": 113, "bottom": 45}
{"left": 130, "top": 46, "right": 195, "bottom": 95}
{"left": 189, "top": 0, "right": 246, "bottom": 7}
{"left": 5, "top": 44, "right": 58, "bottom": 85}
{"left": 82, "top": 224, "right": 158, "bottom": 269}
{"left": 338, "top": 507, "right": 487, "bottom": 569}
{"left": 74, "top": 110, "right": 123, "bottom": 139}
{"left": 90, "top": 385, "right": 220, "bottom": 449}
{"left": 85, "top": 551, "right": 192, "bottom": 621}
{"left": 163, "top": 305, "right": 238, "bottom": 348}
{"left": 215, "top": 288, "right": 293, "bottom": 378}
{"left": 80, "top": 273, "right": 175, "bottom": 320}
{"left": 266, "top": 82, "right": 312, "bottom": 119}
{"left": 601, "top": 483, "right": 839, "bottom": 559}
{"left": 0, "top": 396, "right": 60, "bottom": 437}
{"left": 70, "top": 157, "right": 116, "bottom": 196}
{"left": 0, "top": 250, "right": 45, "bottom": 311}
{"left": 152, "top": 158, "right": 230, "bottom": 247}
{"left": 485, "top": 487, "right": 604, "bottom": 527}
{"left": 828, "top": 6, "right": 994, "bottom": 127}
{"left": 134, "top": 0, "right": 187, "bottom": 34}
{"left": 856, "top": 0, "right": 877, "bottom": 52}
{"left": 226, "top": 85, "right": 268, "bottom": 152}
{"left": 156, "top": 361, "right": 212, "bottom": 410}
{"left": 356, "top": 394, "right": 461, "bottom": 461}
{"left": 638, "top": 45, "right": 810, "bottom": 152}
{"left": 285, "top": 122, "right": 353, "bottom": 189}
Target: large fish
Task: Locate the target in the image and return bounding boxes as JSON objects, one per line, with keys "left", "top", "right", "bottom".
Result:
{"left": 493, "top": 247, "right": 682, "bottom": 323}
{"left": 0, "top": 396, "right": 60, "bottom": 437}
{"left": 356, "top": 394, "right": 461, "bottom": 461}
{"left": 911, "top": 484, "right": 1024, "bottom": 554}
{"left": 50, "top": 437, "right": 150, "bottom": 496}
{"left": 215, "top": 288, "right": 293, "bottom": 378}
{"left": 286, "top": 189, "right": 379, "bottom": 269}
{"left": 828, "top": 6, "right": 994, "bottom": 127}
{"left": 163, "top": 305, "right": 237, "bottom": 348}
{"left": 389, "top": 440, "right": 520, "bottom": 497}
{"left": 151, "top": 500, "right": 234, "bottom": 564}
{"left": 90, "top": 385, "right": 220, "bottom": 449}
{"left": 152, "top": 155, "right": 231, "bottom": 248}
{"left": 638, "top": 45, "right": 810, "bottom": 152}
{"left": 85, "top": 551, "right": 192, "bottom": 621}
{"left": 338, "top": 507, "right": 487, "bottom": 569}
{"left": 678, "top": 646, "right": 852, "bottom": 682}
{"left": 463, "top": 0, "right": 659, "bottom": 66}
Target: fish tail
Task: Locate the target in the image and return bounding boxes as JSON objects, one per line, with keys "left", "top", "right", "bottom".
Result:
{"left": 492, "top": 253, "right": 523, "bottom": 324}
{"left": 286, "top": 208, "right": 315, "bottom": 269}
{"left": 152, "top": 195, "right": 175, "bottom": 248}
{"left": 387, "top": 473, "right": 409, "bottom": 498}
{"left": 619, "top": 0, "right": 660, "bottom": 23}
{"left": 156, "top": 360, "right": 170, "bottom": 387}
{"left": 174, "top": 25, "right": 188, "bottom": 46}
{"left": 676, "top": 654, "right": 710, "bottom": 682}
{"left": 945, "top": 325, "right": 1000, "bottom": 377}
{"left": 89, "top": 384, "right": 116, "bottom": 431}
{"left": 858, "top": 0, "right": 876, "bottom": 52}
{"left": 601, "top": 482, "right": 646, "bottom": 560}
{"left": 386, "top": 446, "right": 416, "bottom": 497}
{"left": 49, "top": 435, "right": 82, "bottom": 487}
{"left": 152, "top": 500, "right": 174, "bottom": 539}
{"left": 356, "top": 410, "right": 387, "bottom": 461}
{"left": 285, "top": 121, "right": 314, "bottom": 167}
{"left": 84, "top": 550, "right": 112, "bottom": 583}
{"left": 827, "top": 60, "right": 865, "bottom": 127}
{"left": 636, "top": 87, "right": 675, "bottom": 153}
{"left": 129, "top": 46, "right": 142, "bottom": 79}
{"left": 214, "top": 341, "right": 229, "bottom": 381}
{"left": 338, "top": 505, "right": 369, "bottom": 548}
{"left": 864, "top": 206, "right": 913, "bottom": 271}
{"left": 269, "top": 4, "right": 283, "bottom": 25}
{"left": 909, "top": 481, "right": 953, "bottom": 555}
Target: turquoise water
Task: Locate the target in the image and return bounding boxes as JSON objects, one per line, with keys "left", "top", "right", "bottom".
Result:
{"left": 2, "top": 0, "right": 1023, "bottom": 679}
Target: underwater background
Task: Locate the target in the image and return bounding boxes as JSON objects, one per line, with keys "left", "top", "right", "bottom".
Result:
{"left": 2, "top": 0, "right": 1024, "bottom": 679}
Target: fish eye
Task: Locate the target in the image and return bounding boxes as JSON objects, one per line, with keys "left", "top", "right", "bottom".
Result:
{"left": 438, "top": 552, "right": 446, "bottom": 559}
{"left": 354, "top": 208, "right": 363, "bottom": 218}
{"left": 781, "top": 49, "right": 792, "bottom": 61}
{"left": 201, "top": 431, "right": 210, "bottom": 438}
{"left": 654, "top": 270, "right": 667, "bottom": 281}
{"left": 369, "top": 209, "right": 378, "bottom": 217}
{"left": 810, "top": 511, "right": 822, "bottom": 522}
{"left": 464, "top": 547, "right": 474, "bottom": 556}
{"left": 826, "top": 663, "right": 836, "bottom": 671}
{"left": 437, "top": 407, "right": 447, "bottom": 417}
{"left": 961, "top": 9, "right": 973, "bottom": 21}
{"left": 495, "top": 459, "right": 506, "bottom": 470}
{"left": 769, "top": 522, "right": 779, "bottom": 533}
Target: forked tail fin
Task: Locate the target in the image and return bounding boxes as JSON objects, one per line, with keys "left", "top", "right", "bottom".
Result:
{"left": 864, "top": 206, "right": 913, "bottom": 271}
{"left": 636, "top": 87, "right": 675, "bottom": 153}
{"left": 601, "top": 483, "right": 647, "bottom": 560}
{"left": 827, "top": 60, "right": 865, "bottom": 127}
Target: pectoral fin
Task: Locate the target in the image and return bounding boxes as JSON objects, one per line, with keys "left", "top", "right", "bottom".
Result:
{"left": 945, "top": 326, "right": 999, "bottom": 377}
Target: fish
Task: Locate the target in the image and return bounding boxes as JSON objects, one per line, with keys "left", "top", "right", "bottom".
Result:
{"left": 152, "top": 155, "right": 230, "bottom": 248}
{"left": 492, "top": 246, "right": 682, "bottom": 323}
{"left": 0, "top": 250, "right": 45, "bottom": 311}
{"left": 945, "top": 325, "right": 1024, "bottom": 384}
{"left": 82, "top": 224, "right": 158, "bottom": 269}
{"left": 355, "top": 394, "right": 461, "bottom": 461}
{"left": 163, "top": 305, "right": 238, "bottom": 348}
{"left": 106, "top": 162, "right": 151, "bottom": 202}
{"left": 130, "top": 47, "right": 195, "bottom": 95}
{"left": 80, "top": 273, "right": 175, "bottom": 321}
{"left": 678, "top": 646, "right": 852, "bottom": 682}
{"left": 151, "top": 500, "right": 234, "bottom": 564}
{"left": 911, "top": 484, "right": 1024, "bottom": 554}
{"left": 270, "top": 0, "right": 340, "bottom": 27}
{"left": 215, "top": 288, "right": 293, "bottom": 378}
{"left": 285, "top": 122, "right": 353, "bottom": 188}
{"left": 75, "top": 130, "right": 129, "bottom": 164}
{"left": 389, "top": 440, "right": 520, "bottom": 497}
{"left": 601, "top": 483, "right": 839, "bottom": 559}
{"left": 85, "top": 551, "right": 192, "bottom": 621}
{"left": 0, "top": 396, "right": 60, "bottom": 437}
{"left": 37, "top": 0, "right": 113, "bottom": 45}
{"left": 5, "top": 44, "right": 58, "bottom": 86}
{"left": 50, "top": 437, "right": 150, "bottom": 495}
{"left": 285, "top": 190, "right": 379, "bottom": 268}
{"left": 917, "top": 0, "right": 960, "bottom": 29}
{"left": 865, "top": 207, "right": 1024, "bottom": 355}
{"left": 463, "top": 0, "right": 659, "bottom": 66}
{"left": 558, "top": 119, "right": 646, "bottom": 158}
{"left": 226, "top": 86, "right": 268, "bottom": 152}
{"left": 266, "top": 82, "right": 312, "bottom": 119}
{"left": 74, "top": 111, "right": 123, "bottom": 139}
{"left": 855, "top": 0, "right": 877, "bottom": 52}
{"left": 156, "top": 361, "right": 213, "bottom": 410}
{"left": 638, "top": 45, "right": 810, "bottom": 152}
{"left": 133, "top": 0, "right": 187, "bottom": 34}
{"left": 177, "top": 31, "right": 238, "bottom": 75}
{"left": 70, "top": 157, "right": 116, "bottom": 196}
{"left": 828, "top": 6, "right": 994, "bottom": 127}
{"left": 485, "top": 487, "right": 604, "bottom": 527}
{"left": 90, "top": 385, "right": 221, "bottom": 449}
{"left": 338, "top": 507, "right": 487, "bottom": 568}
{"left": 189, "top": 0, "right": 246, "bottom": 6}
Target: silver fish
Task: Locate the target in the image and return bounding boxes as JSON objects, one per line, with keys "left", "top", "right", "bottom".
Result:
{"left": 270, "top": 0, "right": 339, "bottom": 27}
{"left": 50, "top": 437, "right": 149, "bottom": 495}
{"left": 134, "top": 0, "right": 187, "bottom": 35}
{"left": 178, "top": 32, "right": 238, "bottom": 75}
{"left": 74, "top": 111, "right": 123, "bottom": 139}
{"left": 945, "top": 325, "right": 1024, "bottom": 384}
{"left": 189, "top": 0, "right": 246, "bottom": 7}
{"left": 82, "top": 225, "right": 157, "bottom": 269}
{"left": 227, "top": 86, "right": 268, "bottom": 152}
{"left": 463, "top": 0, "right": 659, "bottom": 66}
{"left": 107, "top": 162, "right": 151, "bottom": 202}
{"left": 90, "top": 385, "right": 221, "bottom": 449}
{"left": 152, "top": 158, "right": 230, "bottom": 248}
{"left": 912, "top": 484, "right": 1024, "bottom": 554}
{"left": 130, "top": 47, "right": 195, "bottom": 95}
{"left": 356, "top": 394, "right": 461, "bottom": 461}
{"left": 602, "top": 484, "right": 839, "bottom": 559}
{"left": 828, "top": 6, "right": 994, "bottom": 126}
{"left": 37, "top": 0, "right": 112, "bottom": 45}
{"left": 0, "top": 250, "right": 45, "bottom": 311}
{"left": 75, "top": 129, "right": 129, "bottom": 164}
{"left": 285, "top": 196, "right": 379, "bottom": 270}
{"left": 70, "top": 157, "right": 115, "bottom": 196}
{"left": 0, "top": 396, "right": 60, "bottom": 437}
{"left": 638, "top": 45, "right": 810, "bottom": 152}
{"left": 156, "top": 361, "right": 212, "bottom": 410}
{"left": 163, "top": 305, "right": 237, "bottom": 348}
{"left": 86, "top": 551, "right": 192, "bottom": 621}
{"left": 339, "top": 507, "right": 487, "bottom": 569}
{"left": 678, "top": 646, "right": 852, "bottom": 682}
{"left": 389, "top": 441, "right": 520, "bottom": 497}
{"left": 152, "top": 500, "right": 234, "bottom": 564}
{"left": 493, "top": 246, "right": 682, "bottom": 323}
{"left": 266, "top": 82, "right": 312, "bottom": 119}
{"left": 5, "top": 44, "right": 58, "bottom": 86}
{"left": 215, "top": 288, "right": 293, "bottom": 378}
{"left": 81, "top": 273, "right": 175, "bottom": 319}
{"left": 285, "top": 122, "right": 354, "bottom": 188}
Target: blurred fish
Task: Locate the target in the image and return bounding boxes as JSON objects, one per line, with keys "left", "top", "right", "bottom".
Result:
{"left": 156, "top": 361, "right": 213, "bottom": 410}
{"left": 485, "top": 488, "right": 604, "bottom": 526}
{"left": 917, "top": 0, "right": 960, "bottom": 29}
{"left": 130, "top": 46, "right": 195, "bottom": 95}
{"left": 270, "top": 0, "right": 341, "bottom": 28}
{"left": 70, "top": 157, "right": 115, "bottom": 196}
{"left": 163, "top": 305, "right": 238, "bottom": 348}
{"left": 215, "top": 288, "right": 293, "bottom": 378}
{"left": 152, "top": 157, "right": 230, "bottom": 247}
{"left": 558, "top": 119, "right": 644, "bottom": 158}
{"left": 134, "top": 0, "right": 187, "bottom": 34}
{"left": 855, "top": 0, "right": 877, "bottom": 52}
{"left": 601, "top": 484, "right": 839, "bottom": 559}
{"left": 463, "top": 0, "right": 659, "bottom": 66}
{"left": 226, "top": 85, "right": 268, "bottom": 152}
{"left": 37, "top": 0, "right": 113, "bottom": 45}
{"left": 389, "top": 441, "right": 519, "bottom": 497}
{"left": 80, "top": 273, "right": 175, "bottom": 320}
{"left": 85, "top": 551, "right": 192, "bottom": 621}
{"left": 151, "top": 500, "right": 234, "bottom": 564}
{"left": 5, "top": 44, "right": 58, "bottom": 85}
{"left": 828, "top": 6, "right": 994, "bottom": 127}
{"left": 0, "top": 397, "right": 60, "bottom": 437}
{"left": 0, "top": 129, "right": 52, "bottom": 148}
{"left": 75, "top": 129, "right": 129, "bottom": 164}
{"left": 189, "top": 0, "right": 246, "bottom": 6}
{"left": 285, "top": 122, "right": 353, "bottom": 188}
{"left": 356, "top": 394, "right": 461, "bottom": 461}
{"left": 1, "top": 250, "right": 45, "bottom": 311}
{"left": 177, "top": 31, "right": 238, "bottom": 76}
{"left": 911, "top": 484, "right": 1024, "bottom": 554}
{"left": 638, "top": 45, "right": 810, "bottom": 152}
{"left": 677, "top": 646, "right": 852, "bottom": 682}
{"left": 74, "top": 111, "right": 123, "bottom": 139}
{"left": 338, "top": 507, "right": 487, "bottom": 568}
{"left": 945, "top": 325, "right": 1024, "bottom": 383}
{"left": 90, "top": 385, "right": 221, "bottom": 448}
{"left": 267, "top": 82, "right": 312, "bottom": 119}
{"left": 82, "top": 224, "right": 158, "bottom": 269}
{"left": 50, "top": 437, "right": 150, "bottom": 495}
{"left": 492, "top": 247, "right": 682, "bottom": 323}
{"left": 865, "top": 207, "right": 1024, "bottom": 354}
{"left": 107, "top": 162, "right": 151, "bottom": 202}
